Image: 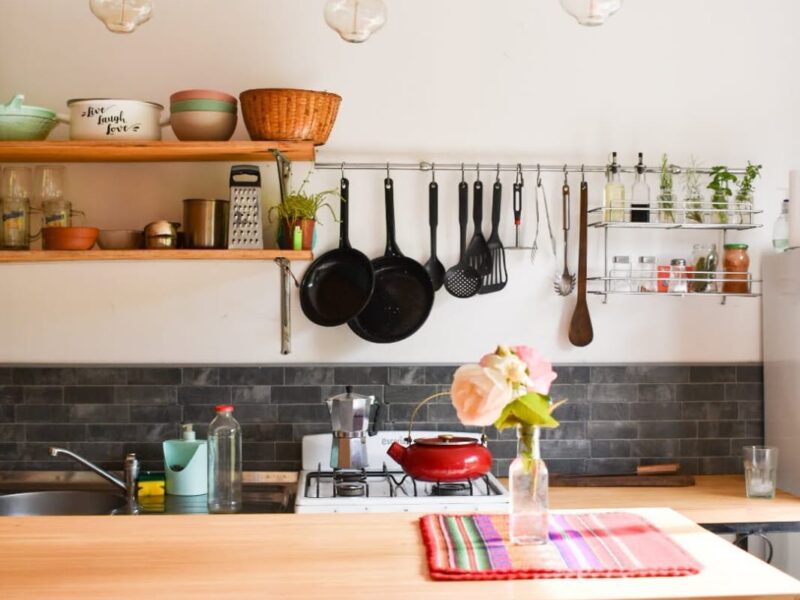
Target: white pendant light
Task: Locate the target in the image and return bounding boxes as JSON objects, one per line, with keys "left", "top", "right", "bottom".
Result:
{"left": 559, "top": 0, "right": 622, "bottom": 26}
{"left": 324, "top": 0, "right": 387, "bottom": 43}
{"left": 89, "top": 0, "right": 153, "bottom": 33}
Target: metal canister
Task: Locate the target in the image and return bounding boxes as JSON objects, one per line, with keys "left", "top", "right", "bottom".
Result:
{"left": 183, "top": 199, "right": 230, "bottom": 249}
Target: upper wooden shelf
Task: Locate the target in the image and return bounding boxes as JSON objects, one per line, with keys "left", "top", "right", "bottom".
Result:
{"left": 0, "top": 249, "right": 313, "bottom": 263}
{"left": 0, "top": 141, "right": 315, "bottom": 163}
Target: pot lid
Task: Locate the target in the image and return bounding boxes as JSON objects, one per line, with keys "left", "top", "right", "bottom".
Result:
{"left": 0, "top": 95, "right": 57, "bottom": 120}
{"left": 327, "top": 385, "right": 374, "bottom": 402}
{"left": 415, "top": 434, "right": 480, "bottom": 447}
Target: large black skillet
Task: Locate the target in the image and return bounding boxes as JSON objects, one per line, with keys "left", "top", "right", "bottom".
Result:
{"left": 300, "top": 177, "right": 375, "bottom": 327}
{"left": 348, "top": 177, "right": 434, "bottom": 344}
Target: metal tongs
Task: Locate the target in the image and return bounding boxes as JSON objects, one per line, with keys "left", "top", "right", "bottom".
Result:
{"left": 530, "top": 165, "right": 558, "bottom": 266}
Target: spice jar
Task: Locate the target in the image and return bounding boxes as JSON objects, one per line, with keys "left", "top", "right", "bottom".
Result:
{"left": 723, "top": 243, "right": 750, "bottom": 294}
{"left": 668, "top": 258, "right": 689, "bottom": 293}
{"left": 636, "top": 256, "right": 657, "bottom": 293}
{"left": 610, "top": 256, "right": 632, "bottom": 292}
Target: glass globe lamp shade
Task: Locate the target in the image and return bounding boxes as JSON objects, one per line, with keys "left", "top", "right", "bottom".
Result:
{"left": 559, "top": 0, "right": 622, "bottom": 26}
{"left": 89, "top": 0, "right": 153, "bottom": 33}
{"left": 324, "top": 0, "right": 387, "bottom": 43}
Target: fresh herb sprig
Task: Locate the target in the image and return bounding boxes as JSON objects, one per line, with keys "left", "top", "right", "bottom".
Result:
{"left": 707, "top": 166, "right": 738, "bottom": 225}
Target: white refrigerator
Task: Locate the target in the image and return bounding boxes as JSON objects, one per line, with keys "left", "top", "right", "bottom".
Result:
{"left": 764, "top": 249, "right": 800, "bottom": 496}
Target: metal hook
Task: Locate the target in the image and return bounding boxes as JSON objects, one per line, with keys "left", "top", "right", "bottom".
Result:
{"left": 461, "top": 163, "right": 465, "bottom": 183}
{"left": 515, "top": 163, "right": 524, "bottom": 186}
{"left": 496, "top": 163, "right": 501, "bottom": 183}
{"left": 340, "top": 162, "right": 345, "bottom": 179}
{"left": 536, "top": 164, "right": 542, "bottom": 187}
{"left": 431, "top": 162, "right": 436, "bottom": 183}
{"left": 386, "top": 162, "right": 390, "bottom": 179}
{"left": 476, "top": 163, "right": 481, "bottom": 179}
{"left": 581, "top": 164, "right": 585, "bottom": 183}
{"left": 563, "top": 164, "right": 569, "bottom": 185}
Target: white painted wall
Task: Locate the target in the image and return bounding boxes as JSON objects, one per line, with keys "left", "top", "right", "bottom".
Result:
{"left": 0, "top": 0, "right": 796, "bottom": 364}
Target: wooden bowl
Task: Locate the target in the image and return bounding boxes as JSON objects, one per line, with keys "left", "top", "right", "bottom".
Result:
{"left": 43, "top": 227, "right": 99, "bottom": 251}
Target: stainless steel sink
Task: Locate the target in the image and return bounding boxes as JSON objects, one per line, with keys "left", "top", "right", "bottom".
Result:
{"left": 0, "top": 490, "right": 127, "bottom": 516}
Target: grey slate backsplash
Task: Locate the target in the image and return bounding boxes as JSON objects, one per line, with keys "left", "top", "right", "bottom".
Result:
{"left": 0, "top": 364, "right": 763, "bottom": 477}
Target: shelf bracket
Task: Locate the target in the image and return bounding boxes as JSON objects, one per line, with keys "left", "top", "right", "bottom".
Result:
{"left": 271, "top": 149, "right": 292, "bottom": 205}
{"left": 275, "top": 258, "right": 299, "bottom": 355}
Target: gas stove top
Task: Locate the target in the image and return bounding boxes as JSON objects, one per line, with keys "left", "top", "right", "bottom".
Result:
{"left": 294, "top": 432, "right": 509, "bottom": 513}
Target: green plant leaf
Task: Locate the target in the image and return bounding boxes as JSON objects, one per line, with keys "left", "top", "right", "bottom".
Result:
{"left": 493, "top": 392, "right": 560, "bottom": 430}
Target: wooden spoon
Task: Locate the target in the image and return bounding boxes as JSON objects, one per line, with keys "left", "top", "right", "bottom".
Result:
{"left": 568, "top": 180, "right": 594, "bottom": 347}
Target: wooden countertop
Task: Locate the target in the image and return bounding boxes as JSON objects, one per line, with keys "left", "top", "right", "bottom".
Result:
{"left": 2, "top": 508, "right": 799, "bottom": 600}
{"left": 548, "top": 476, "right": 800, "bottom": 525}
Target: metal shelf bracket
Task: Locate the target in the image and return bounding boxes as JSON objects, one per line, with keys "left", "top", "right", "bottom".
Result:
{"left": 275, "top": 258, "right": 300, "bottom": 355}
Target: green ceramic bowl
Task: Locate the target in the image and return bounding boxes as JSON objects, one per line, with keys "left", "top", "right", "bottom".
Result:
{"left": 0, "top": 94, "right": 59, "bottom": 140}
{"left": 170, "top": 99, "right": 237, "bottom": 114}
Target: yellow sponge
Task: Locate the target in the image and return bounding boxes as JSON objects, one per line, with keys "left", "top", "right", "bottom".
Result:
{"left": 137, "top": 472, "right": 166, "bottom": 497}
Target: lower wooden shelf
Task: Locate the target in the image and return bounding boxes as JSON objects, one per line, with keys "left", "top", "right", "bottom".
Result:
{"left": 0, "top": 249, "right": 313, "bottom": 263}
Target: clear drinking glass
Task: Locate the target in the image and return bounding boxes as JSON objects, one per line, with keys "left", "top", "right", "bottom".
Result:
{"left": 744, "top": 446, "right": 778, "bottom": 499}
{"left": 2, "top": 167, "right": 40, "bottom": 250}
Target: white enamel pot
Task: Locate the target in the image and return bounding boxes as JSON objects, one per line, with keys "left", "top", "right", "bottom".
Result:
{"left": 58, "top": 99, "right": 171, "bottom": 141}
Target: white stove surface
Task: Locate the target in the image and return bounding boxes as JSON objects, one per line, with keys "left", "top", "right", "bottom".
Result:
{"left": 294, "top": 431, "right": 510, "bottom": 514}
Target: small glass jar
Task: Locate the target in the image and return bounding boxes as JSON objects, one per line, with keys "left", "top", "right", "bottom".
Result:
{"left": 610, "top": 256, "right": 632, "bottom": 292}
{"left": 636, "top": 256, "right": 657, "bottom": 292}
{"left": 723, "top": 243, "right": 750, "bottom": 294}
{"left": 657, "top": 191, "right": 682, "bottom": 224}
{"left": 735, "top": 191, "right": 754, "bottom": 226}
{"left": 668, "top": 258, "right": 689, "bottom": 293}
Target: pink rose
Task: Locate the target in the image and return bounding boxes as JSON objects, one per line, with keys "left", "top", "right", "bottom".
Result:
{"left": 513, "top": 345, "right": 557, "bottom": 395}
{"left": 450, "top": 364, "right": 512, "bottom": 426}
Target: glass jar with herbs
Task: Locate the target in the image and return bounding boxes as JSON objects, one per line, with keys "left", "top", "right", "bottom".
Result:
{"left": 707, "top": 166, "right": 738, "bottom": 226}
{"left": 657, "top": 154, "right": 680, "bottom": 224}
{"left": 683, "top": 160, "right": 705, "bottom": 224}
{"left": 734, "top": 162, "right": 762, "bottom": 226}
{"left": 723, "top": 243, "right": 751, "bottom": 294}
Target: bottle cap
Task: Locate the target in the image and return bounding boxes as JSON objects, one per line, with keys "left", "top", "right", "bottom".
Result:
{"left": 215, "top": 405, "right": 234, "bottom": 413}
{"left": 724, "top": 243, "right": 749, "bottom": 250}
{"left": 181, "top": 423, "right": 196, "bottom": 441}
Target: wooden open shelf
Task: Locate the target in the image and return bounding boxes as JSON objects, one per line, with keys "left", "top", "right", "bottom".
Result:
{"left": 0, "top": 249, "right": 313, "bottom": 263}
{"left": 0, "top": 141, "right": 316, "bottom": 163}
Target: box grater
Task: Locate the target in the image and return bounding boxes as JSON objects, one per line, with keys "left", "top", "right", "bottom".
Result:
{"left": 228, "top": 165, "right": 264, "bottom": 249}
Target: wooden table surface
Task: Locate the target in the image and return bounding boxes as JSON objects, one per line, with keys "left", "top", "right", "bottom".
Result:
{"left": 548, "top": 476, "right": 800, "bottom": 525}
{"left": 1, "top": 507, "right": 799, "bottom": 600}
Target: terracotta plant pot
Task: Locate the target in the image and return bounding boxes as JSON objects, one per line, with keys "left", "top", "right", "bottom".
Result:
{"left": 278, "top": 218, "right": 315, "bottom": 250}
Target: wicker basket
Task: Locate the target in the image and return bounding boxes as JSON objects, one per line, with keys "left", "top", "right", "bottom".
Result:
{"left": 239, "top": 89, "right": 342, "bottom": 145}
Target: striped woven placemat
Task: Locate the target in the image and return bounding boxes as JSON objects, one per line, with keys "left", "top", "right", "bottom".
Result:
{"left": 420, "top": 512, "right": 703, "bottom": 581}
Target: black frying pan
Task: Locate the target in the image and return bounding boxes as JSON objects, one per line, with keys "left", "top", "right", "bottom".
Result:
{"left": 348, "top": 177, "right": 434, "bottom": 344}
{"left": 300, "top": 177, "right": 375, "bottom": 327}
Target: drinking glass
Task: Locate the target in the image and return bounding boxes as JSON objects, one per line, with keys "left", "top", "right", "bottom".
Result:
{"left": 1, "top": 167, "right": 40, "bottom": 250}
{"left": 744, "top": 446, "right": 778, "bottom": 499}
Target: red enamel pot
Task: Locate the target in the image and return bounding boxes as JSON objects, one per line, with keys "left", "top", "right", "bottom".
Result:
{"left": 386, "top": 434, "right": 493, "bottom": 482}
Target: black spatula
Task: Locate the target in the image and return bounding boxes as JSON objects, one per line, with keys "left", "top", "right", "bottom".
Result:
{"left": 465, "top": 177, "right": 492, "bottom": 277}
{"left": 479, "top": 180, "right": 508, "bottom": 294}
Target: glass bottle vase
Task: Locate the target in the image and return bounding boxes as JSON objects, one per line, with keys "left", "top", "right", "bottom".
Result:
{"left": 509, "top": 425, "right": 549, "bottom": 545}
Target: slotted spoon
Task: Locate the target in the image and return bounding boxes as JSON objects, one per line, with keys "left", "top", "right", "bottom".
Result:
{"left": 444, "top": 181, "right": 482, "bottom": 298}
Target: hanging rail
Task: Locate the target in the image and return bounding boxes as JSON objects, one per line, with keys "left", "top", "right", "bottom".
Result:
{"left": 314, "top": 161, "right": 749, "bottom": 176}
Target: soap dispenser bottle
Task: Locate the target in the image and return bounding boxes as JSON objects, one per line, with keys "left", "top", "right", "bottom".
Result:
{"left": 163, "top": 424, "right": 208, "bottom": 496}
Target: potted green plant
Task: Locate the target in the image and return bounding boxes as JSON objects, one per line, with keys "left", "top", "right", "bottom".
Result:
{"left": 658, "top": 153, "right": 678, "bottom": 224}
{"left": 734, "top": 162, "right": 762, "bottom": 225}
{"left": 684, "top": 158, "right": 704, "bottom": 224}
{"left": 268, "top": 174, "right": 339, "bottom": 250}
{"left": 707, "top": 166, "right": 738, "bottom": 225}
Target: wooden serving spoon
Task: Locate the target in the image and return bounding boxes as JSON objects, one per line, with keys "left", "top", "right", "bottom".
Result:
{"left": 569, "top": 179, "right": 594, "bottom": 347}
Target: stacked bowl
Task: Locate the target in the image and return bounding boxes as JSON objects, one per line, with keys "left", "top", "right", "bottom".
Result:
{"left": 169, "top": 89, "right": 238, "bottom": 141}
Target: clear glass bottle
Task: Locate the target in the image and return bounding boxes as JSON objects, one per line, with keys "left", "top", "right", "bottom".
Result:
{"left": 668, "top": 258, "right": 689, "bottom": 293}
{"left": 636, "top": 256, "right": 657, "bottom": 292}
{"left": 509, "top": 425, "right": 548, "bottom": 545}
{"left": 630, "top": 153, "right": 651, "bottom": 223}
{"left": 603, "top": 152, "right": 626, "bottom": 223}
{"left": 773, "top": 199, "right": 790, "bottom": 253}
{"left": 207, "top": 405, "right": 242, "bottom": 514}
{"left": 610, "top": 255, "right": 632, "bottom": 292}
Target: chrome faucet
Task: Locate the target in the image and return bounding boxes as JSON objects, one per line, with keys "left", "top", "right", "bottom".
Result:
{"left": 48, "top": 447, "right": 140, "bottom": 502}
